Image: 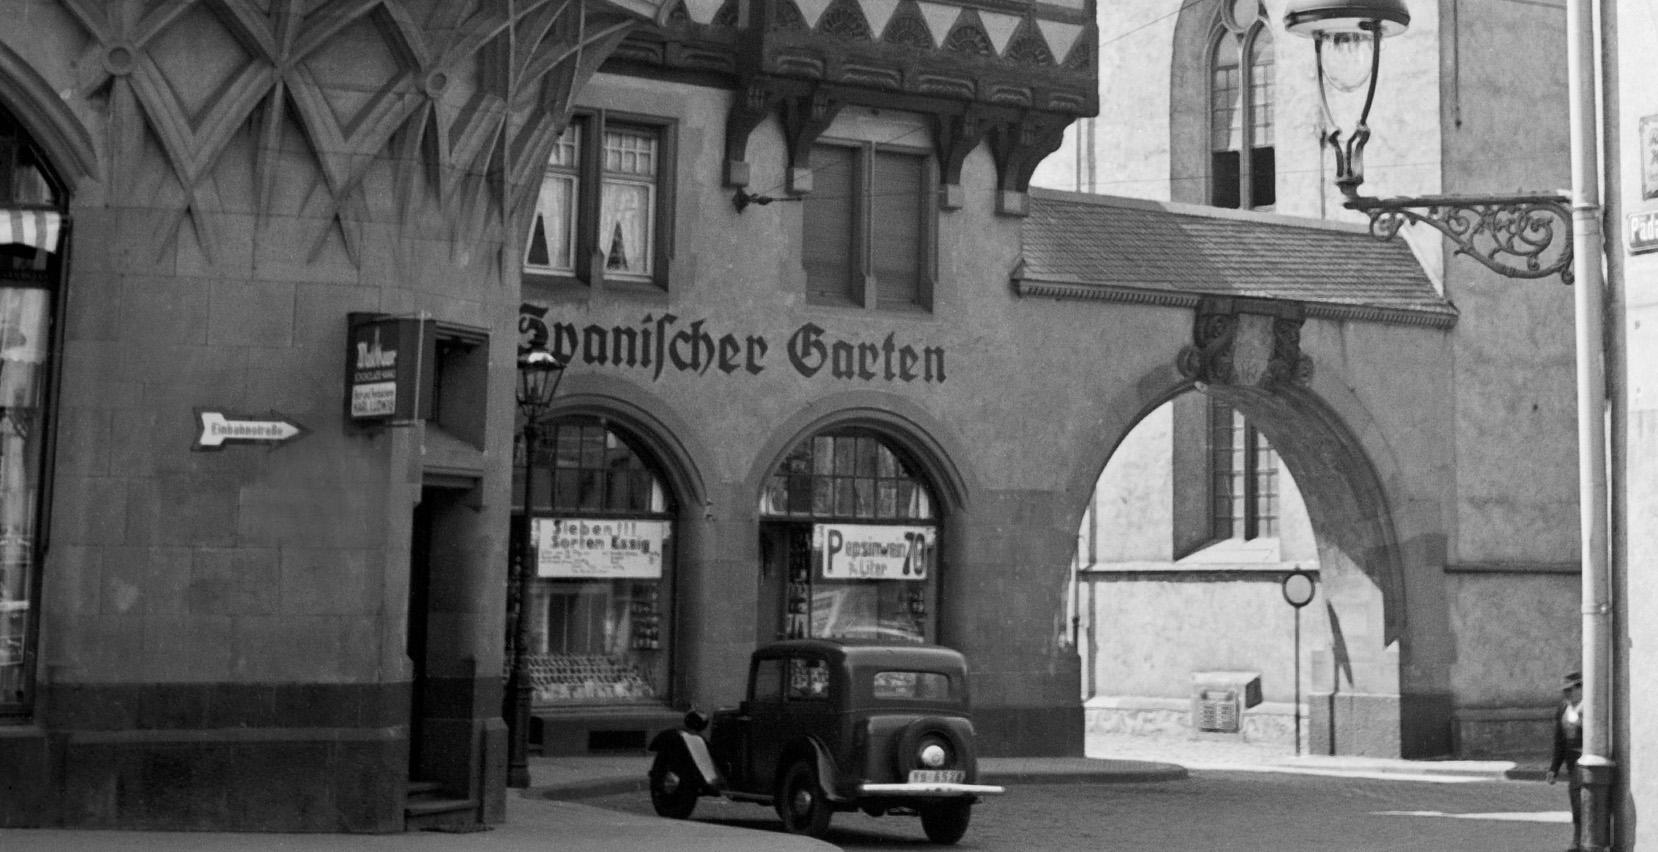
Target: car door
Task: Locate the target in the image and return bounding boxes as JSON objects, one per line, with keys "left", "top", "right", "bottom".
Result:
{"left": 734, "top": 656, "right": 787, "bottom": 793}
{"left": 744, "top": 653, "right": 835, "bottom": 793}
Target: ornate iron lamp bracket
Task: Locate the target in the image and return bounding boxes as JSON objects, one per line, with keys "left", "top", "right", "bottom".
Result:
{"left": 1344, "top": 193, "right": 1575, "bottom": 285}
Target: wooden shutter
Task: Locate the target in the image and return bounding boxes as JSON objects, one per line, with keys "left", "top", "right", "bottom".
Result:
{"left": 1249, "top": 146, "right": 1275, "bottom": 208}
{"left": 871, "top": 149, "right": 922, "bottom": 308}
{"left": 803, "top": 144, "right": 857, "bottom": 303}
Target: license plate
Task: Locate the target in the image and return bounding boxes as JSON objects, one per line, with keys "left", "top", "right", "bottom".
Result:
{"left": 908, "top": 769, "right": 965, "bottom": 784}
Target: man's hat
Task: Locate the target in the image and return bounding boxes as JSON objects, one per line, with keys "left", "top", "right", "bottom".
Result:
{"left": 1563, "top": 671, "right": 1583, "bottom": 690}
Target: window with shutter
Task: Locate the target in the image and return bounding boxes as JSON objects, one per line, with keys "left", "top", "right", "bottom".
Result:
{"left": 804, "top": 145, "right": 858, "bottom": 303}
{"left": 872, "top": 150, "right": 924, "bottom": 309}
{"left": 801, "top": 141, "right": 933, "bottom": 311}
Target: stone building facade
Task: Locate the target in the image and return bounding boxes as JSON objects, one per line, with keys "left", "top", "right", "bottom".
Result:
{"left": 0, "top": 0, "right": 1601, "bottom": 837}
{"left": 1611, "top": 6, "right": 1658, "bottom": 848}
{"left": 1036, "top": 0, "right": 1582, "bottom": 760}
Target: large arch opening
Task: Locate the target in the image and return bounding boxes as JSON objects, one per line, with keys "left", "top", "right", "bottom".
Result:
{"left": 1072, "top": 374, "right": 1436, "bottom": 758}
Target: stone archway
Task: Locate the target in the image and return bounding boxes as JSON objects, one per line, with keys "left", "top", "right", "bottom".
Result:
{"left": 1065, "top": 303, "right": 1453, "bottom": 758}
{"left": 0, "top": 42, "right": 97, "bottom": 190}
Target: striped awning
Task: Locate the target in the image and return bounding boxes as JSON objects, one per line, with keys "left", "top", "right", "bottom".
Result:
{"left": 0, "top": 209, "right": 63, "bottom": 253}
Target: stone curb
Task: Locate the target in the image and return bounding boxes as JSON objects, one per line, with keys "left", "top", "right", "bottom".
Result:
{"left": 981, "top": 762, "right": 1189, "bottom": 785}
{"left": 537, "top": 778, "right": 651, "bottom": 801}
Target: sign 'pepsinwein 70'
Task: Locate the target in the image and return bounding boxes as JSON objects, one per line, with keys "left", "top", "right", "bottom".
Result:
{"left": 1630, "top": 210, "right": 1658, "bottom": 255}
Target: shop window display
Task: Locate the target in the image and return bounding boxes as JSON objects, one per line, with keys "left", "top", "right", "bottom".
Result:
{"left": 0, "top": 108, "right": 61, "bottom": 717}
{"left": 759, "top": 431, "right": 940, "bottom": 644}
{"left": 515, "top": 419, "right": 674, "bottom": 705}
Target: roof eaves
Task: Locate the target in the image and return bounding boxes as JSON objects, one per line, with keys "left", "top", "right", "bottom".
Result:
{"left": 1011, "top": 277, "right": 1459, "bottom": 329}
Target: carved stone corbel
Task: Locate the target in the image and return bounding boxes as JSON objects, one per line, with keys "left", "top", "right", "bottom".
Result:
{"left": 934, "top": 109, "right": 988, "bottom": 210}
{"left": 780, "top": 88, "right": 843, "bottom": 194}
{"left": 986, "top": 111, "right": 1069, "bottom": 216}
{"left": 724, "top": 82, "right": 782, "bottom": 187}
{"left": 1176, "top": 298, "right": 1315, "bottom": 389}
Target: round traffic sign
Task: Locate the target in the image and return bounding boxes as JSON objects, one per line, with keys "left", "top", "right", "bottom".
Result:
{"left": 1281, "top": 569, "right": 1316, "bottom": 608}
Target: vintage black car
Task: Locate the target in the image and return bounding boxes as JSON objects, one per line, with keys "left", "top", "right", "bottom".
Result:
{"left": 647, "top": 639, "right": 1003, "bottom": 843}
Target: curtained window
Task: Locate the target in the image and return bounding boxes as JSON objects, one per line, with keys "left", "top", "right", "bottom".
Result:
{"left": 524, "top": 114, "right": 673, "bottom": 288}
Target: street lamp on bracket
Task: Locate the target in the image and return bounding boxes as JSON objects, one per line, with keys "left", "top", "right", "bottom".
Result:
{"left": 1284, "top": 0, "right": 1574, "bottom": 284}
{"left": 1288, "top": 4, "right": 1615, "bottom": 851}
{"left": 507, "top": 345, "right": 567, "bottom": 789}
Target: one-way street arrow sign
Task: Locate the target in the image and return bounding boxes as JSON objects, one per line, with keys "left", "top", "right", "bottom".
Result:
{"left": 192, "top": 409, "right": 309, "bottom": 451}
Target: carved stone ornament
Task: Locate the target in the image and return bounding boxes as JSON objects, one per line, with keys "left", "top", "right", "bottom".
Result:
{"left": 52, "top": 0, "right": 663, "bottom": 268}
{"left": 1176, "top": 301, "right": 1315, "bottom": 389}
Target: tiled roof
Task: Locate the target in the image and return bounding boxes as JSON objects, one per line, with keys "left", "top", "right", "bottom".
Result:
{"left": 1016, "top": 190, "right": 1456, "bottom": 326}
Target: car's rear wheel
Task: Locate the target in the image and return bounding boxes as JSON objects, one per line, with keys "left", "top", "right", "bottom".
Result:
{"left": 776, "top": 759, "right": 833, "bottom": 837}
{"left": 920, "top": 799, "right": 972, "bottom": 845}
{"left": 648, "top": 754, "right": 699, "bottom": 820}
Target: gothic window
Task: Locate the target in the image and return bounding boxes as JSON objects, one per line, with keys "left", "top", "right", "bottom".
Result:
{"left": 524, "top": 113, "right": 675, "bottom": 289}
{"left": 514, "top": 417, "right": 677, "bottom": 705}
{"left": 0, "top": 105, "right": 63, "bottom": 718}
{"left": 802, "top": 141, "right": 935, "bottom": 311}
{"left": 1209, "top": 0, "right": 1275, "bottom": 210}
{"left": 1209, "top": 399, "right": 1279, "bottom": 541}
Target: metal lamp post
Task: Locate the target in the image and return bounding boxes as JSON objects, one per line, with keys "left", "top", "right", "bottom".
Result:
{"left": 1285, "top": 3, "right": 1612, "bottom": 848}
{"left": 507, "top": 346, "right": 567, "bottom": 789}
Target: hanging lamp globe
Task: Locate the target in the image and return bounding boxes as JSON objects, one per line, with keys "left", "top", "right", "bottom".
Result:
{"left": 1283, "top": 0, "right": 1410, "bottom": 37}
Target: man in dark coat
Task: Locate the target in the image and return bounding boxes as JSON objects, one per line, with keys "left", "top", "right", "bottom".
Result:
{"left": 1546, "top": 671, "right": 1584, "bottom": 852}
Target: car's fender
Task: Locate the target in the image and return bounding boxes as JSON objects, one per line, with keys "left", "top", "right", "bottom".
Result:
{"left": 649, "top": 729, "right": 724, "bottom": 791}
{"left": 791, "top": 737, "right": 850, "bottom": 803}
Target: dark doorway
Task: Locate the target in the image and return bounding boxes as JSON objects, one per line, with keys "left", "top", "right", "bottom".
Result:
{"left": 407, "top": 488, "right": 436, "bottom": 776}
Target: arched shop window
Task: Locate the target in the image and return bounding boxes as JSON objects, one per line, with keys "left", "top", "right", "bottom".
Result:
{"left": 0, "top": 104, "right": 64, "bottom": 717}
{"left": 514, "top": 417, "right": 676, "bottom": 705}
{"left": 758, "top": 430, "right": 939, "bottom": 644}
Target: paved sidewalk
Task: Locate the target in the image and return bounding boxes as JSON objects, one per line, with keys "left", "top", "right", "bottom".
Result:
{"left": 1084, "top": 730, "right": 1553, "bottom": 782}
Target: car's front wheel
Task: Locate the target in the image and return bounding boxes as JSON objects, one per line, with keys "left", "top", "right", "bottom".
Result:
{"left": 920, "top": 799, "right": 972, "bottom": 845}
{"left": 776, "top": 759, "right": 833, "bottom": 837}
{"left": 648, "top": 754, "right": 699, "bottom": 820}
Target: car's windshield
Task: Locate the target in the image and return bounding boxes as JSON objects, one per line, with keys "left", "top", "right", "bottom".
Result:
{"left": 871, "top": 670, "right": 952, "bottom": 700}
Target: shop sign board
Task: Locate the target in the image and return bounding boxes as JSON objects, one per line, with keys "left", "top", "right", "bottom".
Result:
{"left": 815, "top": 524, "right": 933, "bottom": 581}
{"left": 535, "top": 518, "right": 668, "bottom": 579}
{"left": 346, "top": 314, "right": 435, "bottom": 422}
{"left": 1630, "top": 210, "right": 1658, "bottom": 255}
{"left": 519, "top": 303, "right": 948, "bottom": 385}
